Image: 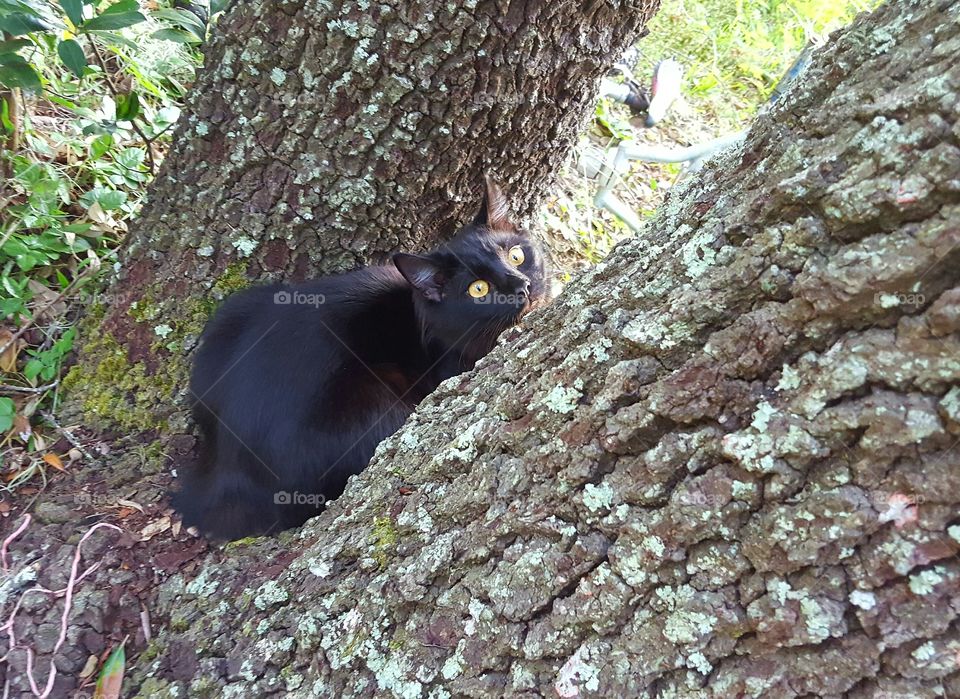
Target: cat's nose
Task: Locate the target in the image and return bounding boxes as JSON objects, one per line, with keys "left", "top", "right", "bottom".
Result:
{"left": 515, "top": 279, "right": 531, "bottom": 297}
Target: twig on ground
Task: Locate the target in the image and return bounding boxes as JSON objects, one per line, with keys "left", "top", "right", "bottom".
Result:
{"left": 40, "top": 411, "right": 99, "bottom": 465}
{"left": 140, "top": 606, "right": 151, "bottom": 643}
{"left": 0, "top": 382, "right": 58, "bottom": 395}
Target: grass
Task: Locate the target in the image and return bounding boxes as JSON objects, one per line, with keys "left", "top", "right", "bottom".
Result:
{"left": 636, "top": 0, "right": 884, "bottom": 130}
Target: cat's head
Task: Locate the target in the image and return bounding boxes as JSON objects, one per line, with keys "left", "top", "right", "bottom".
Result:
{"left": 393, "top": 176, "right": 548, "bottom": 365}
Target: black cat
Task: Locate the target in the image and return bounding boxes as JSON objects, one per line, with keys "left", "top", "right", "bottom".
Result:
{"left": 173, "top": 178, "right": 547, "bottom": 539}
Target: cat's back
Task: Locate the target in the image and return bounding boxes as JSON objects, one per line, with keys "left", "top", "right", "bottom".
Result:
{"left": 200, "top": 264, "right": 405, "bottom": 339}
{"left": 191, "top": 265, "right": 412, "bottom": 398}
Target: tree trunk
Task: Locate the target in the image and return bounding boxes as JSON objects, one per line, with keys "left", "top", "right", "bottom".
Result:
{"left": 122, "top": 0, "right": 960, "bottom": 694}
{"left": 60, "top": 0, "right": 659, "bottom": 433}
{"left": 4, "top": 0, "right": 959, "bottom": 696}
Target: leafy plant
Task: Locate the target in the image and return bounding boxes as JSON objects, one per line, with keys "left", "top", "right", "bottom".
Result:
{"left": 0, "top": 0, "right": 218, "bottom": 483}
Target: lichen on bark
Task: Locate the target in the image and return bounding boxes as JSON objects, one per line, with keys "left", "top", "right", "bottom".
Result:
{"left": 105, "top": 1, "right": 960, "bottom": 696}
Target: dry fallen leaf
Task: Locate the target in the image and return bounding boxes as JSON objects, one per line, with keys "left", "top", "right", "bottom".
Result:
{"left": 27, "top": 279, "right": 67, "bottom": 320}
{"left": 116, "top": 498, "right": 145, "bottom": 513}
{"left": 13, "top": 416, "right": 31, "bottom": 443}
{"left": 0, "top": 328, "right": 22, "bottom": 373}
{"left": 42, "top": 453, "right": 66, "bottom": 471}
{"left": 86, "top": 201, "right": 109, "bottom": 225}
{"left": 79, "top": 654, "right": 99, "bottom": 679}
{"left": 139, "top": 516, "right": 171, "bottom": 541}
{"left": 86, "top": 249, "right": 102, "bottom": 273}
{"left": 20, "top": 396, "right": 40, "bottom": 418}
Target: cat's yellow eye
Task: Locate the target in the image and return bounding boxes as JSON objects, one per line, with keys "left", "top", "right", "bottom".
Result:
{"left": 508, "top": 245, "right": 525, "bottom": 266}
{"left": 468, "top": 280, "right": 490, "bottom": 298}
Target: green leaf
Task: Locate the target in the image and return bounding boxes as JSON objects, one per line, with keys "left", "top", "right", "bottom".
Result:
{"left": 93, "top": 642, "right": 125, "bottom": 699}
{"left": 151, "top": 7, "right": 204, "bottom": 37}
{"left": 82, "top": 9, "right": 144, "bottom": 31}
{"left": 0, "top": 54, "right": 41, "bottom": 89}
{"left": 113, "top": 146, "right": 143, "bottom": 169}
{"left": 150, "top": 28, "right": 198, "bottom": 44}
{"left": 57, "top": 38, "right": 87, "bottom": 77}
{"left": 114, "top": 91, "right": 139, "bottom": 121}
{"left": 82, "top": 29, "right": 138, "bottom": 49}
{"left": 24, "top": 359, "right": 43, "bottom": 381}
{"left": 90, "top": 132, "right": 113, "bottom": 158}
{"left": 0, "top": 298, "right": 25, "bottom": 318}
{"left": 101, "top": 0, "right": 140, "bottom": 13}
{"left": 83, "top": 0, "right": 144, "bottom": 30}
{"left": 97, "top": 189, "right": 126, "bottom": 210}
{"left": 58, "top": 326, "right": 76, "bottom": 351}
{"left": 0, "top": 97, "right": 12, "bottom": 133}
{"left": 82, "top": 120, "right": 116, "bottom": 135}
{"left": 63, "top": 222, "right": 93, "bottom": 233}
{"left": 80, "top": 184, "right": 127, "bottom": 210}
{"left": 60, "top": 0, "right": 84, "bottom": 27}
{"left": 0, "top": 397, "right": 15, "bottom": 433}
{"left": 0, "top": 13, "right": 49, "bottom": 36}
{"left": 0, "top": 39, "right": 31, "bottom": 54}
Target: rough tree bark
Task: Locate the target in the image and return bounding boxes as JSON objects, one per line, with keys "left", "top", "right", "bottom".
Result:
{"left": 3, "top": 0, "right": 959, "bottom": 697}
{"left": 61, "top": 0, "right": 659, "bottom": 433}
{"left": 104, "top": 0, "right": 959, "bottom": 695}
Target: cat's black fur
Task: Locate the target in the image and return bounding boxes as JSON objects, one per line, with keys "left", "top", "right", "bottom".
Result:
{"left": 172, "top": 178, "right": 547, "bottom": 540}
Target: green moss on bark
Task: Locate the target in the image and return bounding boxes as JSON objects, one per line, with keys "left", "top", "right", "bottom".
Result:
{"left": 61, "top": 332, "right": 178, "bottom": 433}
{"left": 62, "top": 262, "right": 252, "bottom": 434}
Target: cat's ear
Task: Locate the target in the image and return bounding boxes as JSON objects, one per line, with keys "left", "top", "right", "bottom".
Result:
{"left": 393, "top": 253, "right": 445, "bottom": 302}
{"left": 473, "top": 174, "right": 516, "bottom": 231}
